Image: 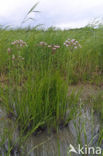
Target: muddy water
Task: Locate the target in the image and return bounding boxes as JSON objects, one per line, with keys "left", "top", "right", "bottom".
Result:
{"left": 26, "top": 128, "right": 76, "bottom": 156}
{"left": 25, "top": 108, "right": 102, "bottom": 156}
{"left": 0, "top": 107, "right": 102, "bottom": 156}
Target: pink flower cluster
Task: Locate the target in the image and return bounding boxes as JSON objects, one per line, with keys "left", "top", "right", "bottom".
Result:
{"left": 64, "top": 38, "right": 81, "bottom": 51}
{"left": 7, "top": 47, "right": 24, "bottom": 61}
{"left": 7, "top": 48, "right": 11, "bottom": 54}
{"left": 39, "top": 41, "right": 60, "bottom": 54}
{"left": 11, "top": 40, "right": 27, "bottom": 48}
{"left": 48, "top": 44, "right": 60, "bottom": 50}
{"left": 39, "top": 41, "right": 48, "bottom": 46}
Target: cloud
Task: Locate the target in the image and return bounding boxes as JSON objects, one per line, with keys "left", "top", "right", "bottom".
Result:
{"left": 0, "top": 0, "right": 103, "bottom": 28}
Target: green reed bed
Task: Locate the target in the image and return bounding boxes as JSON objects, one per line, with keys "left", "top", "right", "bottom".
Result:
{"left": 0, "top": 26, "right": 103, "bottom": 134}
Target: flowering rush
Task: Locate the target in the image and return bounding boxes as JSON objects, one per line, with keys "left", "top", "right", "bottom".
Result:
{"left": 46, "top": 44, "right": 60, "bottom": 54}
{"left": 64, "top": 38, "right": 81, "bottom": 51}
{"left": 7, "top": 48, "right": 11, "bottom": 54}
{"left": 11, "top": 40, "right": 27, "bottom": 48}
{"left": 39, "top": 41, "right": 60, "bottom": 54}
{"left": 48, "top": 44, "right": 60, "bottom": 50}
{"left": 39, "top": 41, "right": 48, "bottom": 46}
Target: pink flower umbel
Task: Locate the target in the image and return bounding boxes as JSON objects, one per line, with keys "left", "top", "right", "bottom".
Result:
{"left": 11, "top": 40, "right": 27, "bottom": 48}
{"left": 38, "top": 41, "right": 60, "bottom": 55}
{"left": 51, "top": 45, "right": 60, "bottom": 54}
{"left": 64, "top": 38, "right": 81, "bottom": 52}
{"left": 39, "top": 41, "right": 48, "bottom": 46}
{"left": 7, "top": 48, "right": 11, "bottom": 54}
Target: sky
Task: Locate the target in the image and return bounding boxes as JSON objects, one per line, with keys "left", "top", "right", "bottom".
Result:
{"left": 0, "top": 0, "right": 103, "bottom": 29}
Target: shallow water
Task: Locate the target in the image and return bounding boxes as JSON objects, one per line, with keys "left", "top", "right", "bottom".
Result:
{"left": 0, "top": 107, "right": 102, "bottom": 156}
{"left": 25, "top": 108, "right": 102, "bottom": 156}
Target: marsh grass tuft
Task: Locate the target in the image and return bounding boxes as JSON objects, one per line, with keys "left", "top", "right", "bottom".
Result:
{"left": 0, "top": 25, "right": 103, "bottom": 154}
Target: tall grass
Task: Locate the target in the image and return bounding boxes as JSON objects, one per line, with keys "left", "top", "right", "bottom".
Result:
{"left": 0, "top": 26, "right": 103, "bottom": 138}
{"left": 0, "top": 25, "right": 103, "bottom": 156}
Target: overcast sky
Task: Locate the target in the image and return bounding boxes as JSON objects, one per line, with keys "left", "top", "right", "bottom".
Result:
{"left": 0, "top": 0, "right": 103, "bottom": 29}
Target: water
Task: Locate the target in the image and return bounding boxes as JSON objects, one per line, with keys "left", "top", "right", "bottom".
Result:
{"left": 0, "top": 107, "right": 102, "bottom": 156}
